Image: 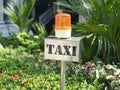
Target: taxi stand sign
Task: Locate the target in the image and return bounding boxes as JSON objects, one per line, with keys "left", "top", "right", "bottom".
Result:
{"left": 45, "top": 36, "right": 80, "bottom": 62}
{"left": 45, "top": 36, "right": 81, "bottom": 90}
{"left": 45, "top": 11, "right": 80, "bottom": 90}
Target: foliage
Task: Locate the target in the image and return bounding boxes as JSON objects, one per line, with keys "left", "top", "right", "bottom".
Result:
{"left": 0, "top": 24, "right": 46, "bottom": 59}
{"left": 56, "top": 0, "right": 120, "bottom": 63}
{"left": 1, "top": 34, "right": 120, "bottom": 89}
{"left": 32, "top": 23, "right": 47, "bottom": 50}
{"left": 0, "top": 47, "right": 105, "bottom": 90}
{"left": 0, "top": 0, "right": 120, "bottom": 89}
{"left": 0, "top": 34, "right": 106, "bottom": 90}
{"left": 0, "top": 48, "right": 59, "bottom": 90}
{"left": 0, "top": 33, "right": 20, "bottom": 48}
{"left": 3, "top": 0, "right": 36, "bottom": 33}
{"left": 66, "top": 59, "right": 120, "bottom": 90}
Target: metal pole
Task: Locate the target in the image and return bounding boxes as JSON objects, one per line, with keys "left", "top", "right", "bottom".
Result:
{"left": 61, "top": 61, "right": 66, "bottom": 90}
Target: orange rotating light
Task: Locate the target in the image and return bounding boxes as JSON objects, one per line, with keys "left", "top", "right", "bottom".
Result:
{"left": 55, "top": 13, "right": 72, "bottom": 38}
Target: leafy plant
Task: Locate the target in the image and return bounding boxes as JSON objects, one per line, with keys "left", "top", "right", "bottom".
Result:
{"left": 3, "top": 0, "right": 36, "bottom": 33}
{"left": 0, "top": 23, "right": 47, "bottom": 57}
{"left": 32, "top": 23, "right": 47, "bottom": 50}
{"left": 56, "top": 0, "right": 120, "bottom": 62}
{"left": 0, "top": 46, "right": 106, "bottom": 90}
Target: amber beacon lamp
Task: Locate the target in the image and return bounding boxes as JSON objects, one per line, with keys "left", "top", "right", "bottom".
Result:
{"left": 55, "top": 13, "right": 71, "bottom": 38}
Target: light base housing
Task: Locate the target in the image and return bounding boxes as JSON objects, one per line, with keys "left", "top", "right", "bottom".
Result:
{"left": 55, "top": 30, "right": 71, "bottom": 38}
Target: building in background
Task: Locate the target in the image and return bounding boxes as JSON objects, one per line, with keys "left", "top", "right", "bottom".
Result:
{"left": 0, "top": 0, "right": 18, "bottom": 37}
{"left": 36, "top": 0, "right": 57, "bottom": 33}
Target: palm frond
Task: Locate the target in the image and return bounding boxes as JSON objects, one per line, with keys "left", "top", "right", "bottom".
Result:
{"left": 73, "top": 21, "right": 120, "bottom": 55}
{"left": 3, "top": 0, "right": 36, "bottom": 33}
{"left": 57, "top": 0, "right": 120, "bottom": 28}
{"left": 57, "top": 0, "right": 120, "bottom": 61}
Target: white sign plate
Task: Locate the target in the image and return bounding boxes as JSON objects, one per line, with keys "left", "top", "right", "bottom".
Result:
{"left": 45, "top": 36, "right": 81, "bottom": 62}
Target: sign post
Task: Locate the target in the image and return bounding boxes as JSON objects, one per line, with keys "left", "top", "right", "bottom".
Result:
{"left": 61, "top": 61, "right": 66, "bottom": 90}
{"left": 45, "top": 36, "right": 81, "bottom": 90}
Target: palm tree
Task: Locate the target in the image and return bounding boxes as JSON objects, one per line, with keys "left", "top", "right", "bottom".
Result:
{"left": 3, "top": 0, "right": 36, "bottom": 33}
{"left": 56, "top": 0, "right": 120, "bottom": 62}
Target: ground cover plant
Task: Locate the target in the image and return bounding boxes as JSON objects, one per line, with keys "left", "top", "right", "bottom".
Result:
{"left": 0, "top": 47, "right": 60, "bottom": 90}
{"left": 0, "top": 34, "right": 120, "bottom": 90}
{"left": 0, "top": 34, "right": 105, "bottom": 90}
